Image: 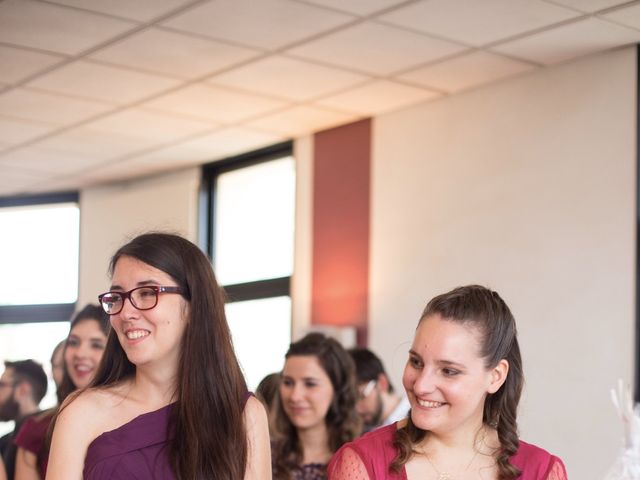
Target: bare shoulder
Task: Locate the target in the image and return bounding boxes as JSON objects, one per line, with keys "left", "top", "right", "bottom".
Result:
{"left": 243, "top": 396, "right": 267, "bottom": 423}
{"left": 58, "top": 383, "right": 132, "bottom": 437}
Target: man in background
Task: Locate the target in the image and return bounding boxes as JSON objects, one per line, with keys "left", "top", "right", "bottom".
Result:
{"left": 0, "top": 360, "right": 47, "bottom": 480}
{"left": 349, "top": 348, "right": 411, "bottom": 432}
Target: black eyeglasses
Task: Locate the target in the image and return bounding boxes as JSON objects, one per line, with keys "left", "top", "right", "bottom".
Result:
{"left": 98, "top": 286, "right": 183, "bottom": 315}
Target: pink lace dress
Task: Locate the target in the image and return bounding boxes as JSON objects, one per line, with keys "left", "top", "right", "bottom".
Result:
{"left": 327, "top": 423, "right": 567, "bottom": 480}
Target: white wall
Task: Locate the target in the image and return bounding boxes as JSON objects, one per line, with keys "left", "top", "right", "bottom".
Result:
{"left": 369, "top": 47, "right": 636, "bottom": 479}
{"left": 78, "top": 167, "right": 200, "bottom": 305}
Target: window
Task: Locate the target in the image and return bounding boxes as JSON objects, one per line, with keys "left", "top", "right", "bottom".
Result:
{"left": 202, "top": 142, "right": 295, "bottom": 389}
{"left": 0, "top": 192, "right": 79, "bottom": 323}
{"left": 0, "top": 192, "right": 80, "bottom": 435}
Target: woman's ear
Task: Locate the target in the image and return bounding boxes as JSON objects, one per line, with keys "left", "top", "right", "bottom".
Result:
{"left": 487, "top": 359, "right": 509, "bottom": 394}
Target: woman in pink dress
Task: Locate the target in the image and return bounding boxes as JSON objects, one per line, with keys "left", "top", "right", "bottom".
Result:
{"left": 329, "top": 285, "right": 567, "bottom": 480}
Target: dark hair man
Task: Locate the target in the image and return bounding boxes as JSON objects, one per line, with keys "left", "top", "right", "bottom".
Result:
{"left": 348, "top": 348, "right": 411, "bottom": 432}
{"left": 0, "top": 360, "right": 48, "bottom": 479}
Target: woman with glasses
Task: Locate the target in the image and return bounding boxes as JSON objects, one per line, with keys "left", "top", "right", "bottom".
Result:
{"left": 272, "top": 333, "right": 361, "bottom": 480}
{"left": 47, "top": 232, "right": 270, "bottom": 480}
{"left": 328, "top": 285, "right": 567, "bottom": 480}
{"left": 15, "top": 305, "right": 109, "bottom": 480}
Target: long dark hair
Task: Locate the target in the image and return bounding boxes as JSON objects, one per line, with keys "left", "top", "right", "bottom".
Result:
{"left": 88, "top": 232, "right": 248, "bottom": 479}
{"left": 391, "top": 285, "right": 523, "bottom": 480}
{"left": 272, "top": 333, "right": 361, "bottom": 480}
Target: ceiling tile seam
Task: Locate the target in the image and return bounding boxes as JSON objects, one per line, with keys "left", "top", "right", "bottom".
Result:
{"left": 37, "top": 0, "right": 208, "bottom": 28}
{"left": 594, "top": 13, "right": 640, "bottom": 33}
{"left": 479, "top": 13, "right": 615, "bottom": 51}
{"left": 3, "top": 0, "right": 214, "bottom": 92}
{"left": 0, "top": 40, "right": 69, "bottom": 59}
{"left": 0, "top": 85, "right": 294, "bottom": 158}
{"left": 389, "top": 48, "right": 543, "bottom": 78}
{"left": 542, "top": 0, "right": 640, "bottom": 16}
{"left": 288, "top": 0, "right": 422, "bottom": 19}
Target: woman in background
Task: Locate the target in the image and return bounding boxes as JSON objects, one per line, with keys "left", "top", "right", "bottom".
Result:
{"left": 47, "top": 232, "right": 270, "bottom": 480}
{"left": 272, "top": 333, "right": 361, "bottom": 480}
{"left": 14, "top": 305, "right": 109, "bottom": 480}
{"left": 328, "top": 285, "right": 567, "bottom": 480}
{"left": 50, "top": 340, "right": 65, "bottom": 390}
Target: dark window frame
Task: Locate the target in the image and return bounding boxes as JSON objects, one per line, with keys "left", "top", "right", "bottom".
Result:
{"left": 0, "top": 191, "right": 79, "bottom": 324}
{"left": 200, "top": 141, "right": 293, "bottom": 303}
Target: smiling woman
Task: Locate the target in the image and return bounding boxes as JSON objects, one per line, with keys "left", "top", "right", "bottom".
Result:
{"left": 14, "top": 304, "right": 109, "bottom": 480}
{"left": 272, "top": 333, "right": 361, "bottom": 480}
{"left": 46, "top": 232, "right": 271, "bottom": 480}
{"left": 328, "top": 285, "right": 567, "bottom": 480}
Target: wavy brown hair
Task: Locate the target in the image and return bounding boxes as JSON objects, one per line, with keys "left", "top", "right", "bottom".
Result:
{"left": 391, "top": 285, "right": 523, "bottom": 480}
{"left": 272, "top": 333, "right": 361, "bottom": 480}
{"left": 60, "top": 233, "right": 249, "bottom": 480}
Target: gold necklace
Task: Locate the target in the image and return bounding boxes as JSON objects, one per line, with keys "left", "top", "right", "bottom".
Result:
{"left": 423, "top": 429, "right": 486, "bottom": 480}
{"left": 425, "top": 449, "right": 479, "bottom": 480}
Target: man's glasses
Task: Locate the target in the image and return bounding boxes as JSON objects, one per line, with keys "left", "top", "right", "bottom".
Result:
{"left": 357, "top": 380, "right": 377, "bottom": 400}
{"left": 98, "top": 286, "right": 183, "bottom": 315}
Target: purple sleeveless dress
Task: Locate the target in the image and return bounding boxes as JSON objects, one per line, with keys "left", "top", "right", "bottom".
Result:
{"left": 84, "top": 403, "right": 175, "bottom": 479}
{"left": 84, "top": 393, "right": 251, "bottom": 479}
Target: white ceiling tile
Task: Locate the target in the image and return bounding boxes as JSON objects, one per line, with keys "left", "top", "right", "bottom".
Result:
{"left": 0, "top": 0, "right": 135, "bottom": 55}
{"left": 0, "top": 46, "right": 65, "bottom": 85}
{"left": 33, "top": 127, "right": 161, "bottom": 161}
{"left": 90, "top": 28, "right": 259, "bottom": 79}
{"left": 82, "top": 108, "right": 218, "bottom": 144}
{"left": 550, "top": 0, "right": 630, "bottom": 13}
{"left": 144, "top": 84, "right": 288, "bottom": 123}
{"left": 398, "top": 51, "right": 536, "bottom": 93}
{"left": 0, "top": 116, "right": 58, "bottom": 145}
{"left": 491, "top": 17, "right": 640, "bottom": 65}
{"left": 0, "top": 146, "right": 106, "bottom": 174}
{"left": 77, "top": 160, "right": 164, "bottom": 185}
{"left": 209, "top": 56, "right": 370, "bottom": 102}
{"left": 0, "top": 167, "right": 50, "bottom": 196}
{"left": 288, "top": 22, "right": 467, "bottom": 75}
{"left": 379, "top": 0, "right": 579, "bottom": 47}
{"left": 121, "top": 127, "right": 285, "bottom": 168}
{"left": 600, "top": 4, "right": 640, "bottom": 29}
{"left": 0, "top": 88, "right": 114, "bottom": 125}
{"left": 299, "top": 0, "right": 409, "bottom": 16}
{"left": 47, "top": 0, "right": 197, "bottom": 22}
{"left": 315, "top": 80, "right": 440, "bottom": 116}
{"left": 246, "top": 105, "right": 359, "bottom": 136}
{"left": 27, "top": 60, "right": 181, "bottom": 104}
{"left": 163, "top": 0, "right": 355, "bottom": 50}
